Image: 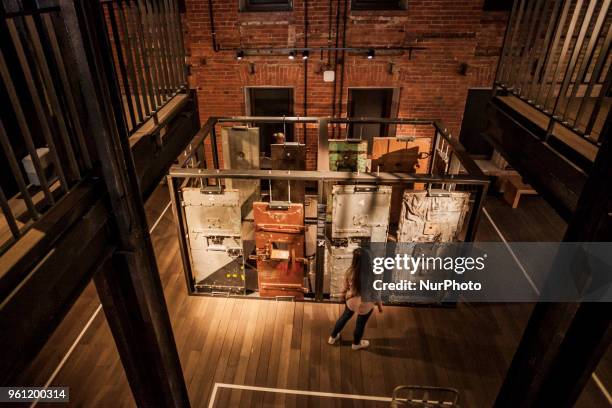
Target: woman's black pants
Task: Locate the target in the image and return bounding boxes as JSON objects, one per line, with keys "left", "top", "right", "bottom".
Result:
{"left": 331, "top": 305, "right": 373, "bottom": 345}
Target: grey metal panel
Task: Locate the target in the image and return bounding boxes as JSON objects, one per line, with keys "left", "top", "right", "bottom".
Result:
{"left": 331, "top": 185, "right": 392, "bottom": 242}
{"left": 182, "top": 188, "right": 241, "bottom": 236}
{"left": 325, "top": 241, "right": 360, "bottom": 301}
{"left": 397, "top": 190, "right": 470, "bottom": 243}
{"left": 181, "top": 187, "right": 244, "bottom": 292}
{"left": 221, "top": 126, "right": 261, "bottom": 218}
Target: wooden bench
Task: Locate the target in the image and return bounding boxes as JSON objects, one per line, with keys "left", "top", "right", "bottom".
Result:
{"left": 502, "top": 175, "right": 537, "bottom": 209}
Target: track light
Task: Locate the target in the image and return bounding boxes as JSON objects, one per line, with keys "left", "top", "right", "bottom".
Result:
{"left": 302, "top": 50, "right": 309, "bottom": 60}
{"left": 236, "top": 50, "right": 244, "bottom": 60}
{"left": 288, "top": 51, "right": 295, "bottom": 60}
{"left": 367, "top": 49, "right": 375, "bottom": 59}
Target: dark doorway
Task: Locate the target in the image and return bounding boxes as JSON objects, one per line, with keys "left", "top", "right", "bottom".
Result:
{"left": 247, "top": 87, "right": 294, "bottom": 156}
{"left": 458, "top": 88, "right": 494, "bottom": 157}
{"left": 348, "top": 88, "right": 396, "bottom": 144}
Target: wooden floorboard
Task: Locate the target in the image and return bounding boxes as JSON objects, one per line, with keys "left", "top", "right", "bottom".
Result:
{"left": 17, "top": 184, "right": 611, "bottom": 408}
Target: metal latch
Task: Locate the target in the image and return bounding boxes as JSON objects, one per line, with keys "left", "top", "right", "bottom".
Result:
{"left": 354, "top": 186, "right": 379, "bottom": 193}
{"left": 269, "top": 200, "right": 291, "bottom": 210}
{"left": 201, "top": 185, "right": 224, "bottom": 194}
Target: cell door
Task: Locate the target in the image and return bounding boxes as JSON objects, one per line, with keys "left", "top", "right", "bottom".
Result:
{"left": 182, "top": 188, "right": 245, "bottom": 294}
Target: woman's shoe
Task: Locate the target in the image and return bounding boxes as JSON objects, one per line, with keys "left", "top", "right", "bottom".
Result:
{"left": 351, "top": 340, "right": 370, "bottom": 350}
{"left": 327, "top": 334, "right": 340, "bottom": 345}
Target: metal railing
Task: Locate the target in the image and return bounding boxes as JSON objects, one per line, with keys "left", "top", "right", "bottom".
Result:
{"left": 101, "top": 0, "right": 187, "bottom": 135}
{"left": 495, "top": 0, "right": 611, "bottom": 146}
{"left": 0, "top": 4, "right": 92, "bottom": 254}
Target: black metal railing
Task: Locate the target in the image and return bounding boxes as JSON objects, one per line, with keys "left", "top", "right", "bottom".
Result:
{"left": 101, "top": 0, "right": 187, "bottom": 135}
{"left": 495, "top": 0, "right": 611, "bottom": 146}
{"left": 0, "top": 5, "right": 92, "bottom": 254}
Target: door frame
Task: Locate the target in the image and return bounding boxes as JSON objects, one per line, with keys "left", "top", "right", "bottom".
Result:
{"left": 244, "top": 86, "right": 295, "bottom": 116}
{"left": 347, "top": 87, "right": 401, "bottom": 138}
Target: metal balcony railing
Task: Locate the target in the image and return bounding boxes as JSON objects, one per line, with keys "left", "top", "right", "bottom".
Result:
{"left": 495, "top": 0, "right": 611, "bottom": 146}
{"left": 101, "top": 0, "right": 187, "bottom": 135}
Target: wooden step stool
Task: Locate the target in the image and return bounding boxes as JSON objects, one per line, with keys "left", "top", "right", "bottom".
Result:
{"left": 503, "top": 175, "right": 537, "bottom": 209}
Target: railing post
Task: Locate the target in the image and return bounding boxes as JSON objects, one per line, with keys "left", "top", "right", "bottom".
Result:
{"left": 59, "top": 0, "right": 190, "bottom": 406}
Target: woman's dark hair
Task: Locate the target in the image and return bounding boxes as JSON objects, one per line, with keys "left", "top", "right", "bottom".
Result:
{"left": 349, "top": 247, "right": 363, "bottom": 295}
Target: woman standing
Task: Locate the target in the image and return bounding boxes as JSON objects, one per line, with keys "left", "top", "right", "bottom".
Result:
{"left": 328, "top": 248, "right": 383, "bottom": 350}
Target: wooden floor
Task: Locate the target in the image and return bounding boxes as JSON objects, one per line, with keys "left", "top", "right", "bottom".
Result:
{"left": 17, "top": 185, "right": 611, "bottom": 408}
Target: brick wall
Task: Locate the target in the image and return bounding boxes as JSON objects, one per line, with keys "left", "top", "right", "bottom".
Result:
{"left": 184, "top": 0, "right": 508, "bottom": 169}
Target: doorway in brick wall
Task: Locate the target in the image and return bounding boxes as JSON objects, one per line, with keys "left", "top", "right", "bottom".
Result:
{"left": 347, "top": 87, "right": 400, "bottom": 151}
{"left": 245, "top": 87, "right": 294, "bottom": 157}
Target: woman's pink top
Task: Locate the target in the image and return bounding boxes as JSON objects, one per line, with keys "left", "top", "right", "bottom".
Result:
{"left": 342, "top": 272, "right": 375, "bottom": 315}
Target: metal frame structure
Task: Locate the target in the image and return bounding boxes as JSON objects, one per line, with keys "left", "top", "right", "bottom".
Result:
{"left": 168, "top": 116, "right": 489, "bottom": 301}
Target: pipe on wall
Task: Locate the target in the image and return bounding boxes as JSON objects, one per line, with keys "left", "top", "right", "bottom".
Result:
{"left": 331, "top": 0, "right": 341, "bottom": 136}
{"left": 304, "top": 0, "right": 308, "bottom": 117}
{"left": 338, "top": 0, "right": 348, "bottom": 121}
{"left": 208, "top": 0, "right": 219, "bottom": 52}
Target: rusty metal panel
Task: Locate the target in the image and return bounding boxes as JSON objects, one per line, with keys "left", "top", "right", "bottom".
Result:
{"left": 221, "top": 126, "right": 260, "bottom": 217}
{"left": 331, "top": 185, "right": 392, "bottom": 242}
{"left": 253, "top": 202, "right": 304, "bottom": 231}
{"left": 182, "top": 188, "right": 244, "bottom": 293}
{"left": 271, "top": 142, "right": 306, "bottom": 203}
{"left": 253, "top": 202, "right": 305, "bottom": 299}
{"left": 371, "top": 137, "right": 431, "bottom": 222}
{"left": 371, "top": 137, "right": 431, "bottom": 174}
{"left": 397, "top": 190, "right": 470, "bottom": 242}
{"left": 328, "top": 139, "right": 368, "bottom": 172}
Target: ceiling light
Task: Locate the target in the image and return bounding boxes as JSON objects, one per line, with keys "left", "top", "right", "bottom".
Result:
{"left": 302, "top": 50, "right": 310, "bottom": 60}
{"left": 236, "top": 50, "right": 244, "bottom": 60}
{"left": 367, "top": 49, "right": 375, "bottom": 59}
{"left": 288, "top": 51, "right": 295, "bottom": 60}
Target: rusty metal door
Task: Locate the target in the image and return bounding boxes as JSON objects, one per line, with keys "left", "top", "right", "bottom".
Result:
{"left": 182, "top": 188, "right": 245, "bottom": 293}
{"left": 271, "top": 142, "right": 306, "bottom": 203}
{"left": 252, "top": 202, "right": 306, "bottom": 299}
{"left": 371, "top": 137, "right": 431, "bottom": 222}
{"left": 221, "top": 126, "right": 260, "bottom": 217}
{"left": 391, "top": 190, "right": 470, "bottom": 304}
{"left": 397, "top": 190, "right": 470, "bottom": 242}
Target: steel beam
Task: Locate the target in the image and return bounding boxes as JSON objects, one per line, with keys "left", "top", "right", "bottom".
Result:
{"left": 169, "top": 168, "right": 489, "bottom": 185}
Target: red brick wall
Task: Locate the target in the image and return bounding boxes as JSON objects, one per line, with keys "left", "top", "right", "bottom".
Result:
{"left": 183, "top": 0, "right": 508, "bottom": 169}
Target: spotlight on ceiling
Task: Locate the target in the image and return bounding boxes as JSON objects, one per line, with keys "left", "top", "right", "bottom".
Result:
{"left": 367, "top": 49, "right": 375, "bottom": 59}
{"left": 236, "top": 50, "right": 245, "bottom": 60}
{"left": 302, "top": 50, "right": 310, "bottom": 60}
{"left": 288, "top": 51, "right": 296, "bottom": 60}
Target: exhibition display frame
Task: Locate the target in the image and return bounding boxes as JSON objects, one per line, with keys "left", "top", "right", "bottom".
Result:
{"left": 167, "top": 116, "right": 490, "bottom": 302}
